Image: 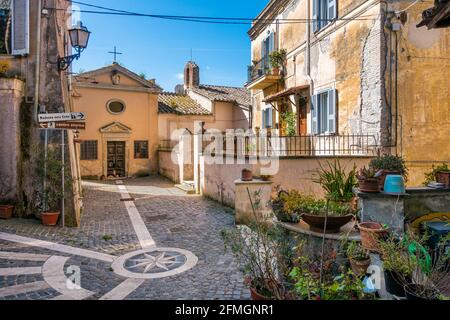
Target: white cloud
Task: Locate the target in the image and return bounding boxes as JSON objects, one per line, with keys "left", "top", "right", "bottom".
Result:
{"left": 176, "top": 73, "right": 184, "bottom": 80}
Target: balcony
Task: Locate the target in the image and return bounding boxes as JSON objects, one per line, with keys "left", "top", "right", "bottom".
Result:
{"left": 245, "top": 58, "right": 282, "bottom": 90}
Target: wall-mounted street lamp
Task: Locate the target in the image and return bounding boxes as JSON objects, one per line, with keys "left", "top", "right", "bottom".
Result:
{"left": 58, "top": 23, "right": 91, "bottom": 71}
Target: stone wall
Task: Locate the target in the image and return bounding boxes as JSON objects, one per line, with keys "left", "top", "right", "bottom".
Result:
{"left": 0, "top": 78, "right": 24, "bottom": 204}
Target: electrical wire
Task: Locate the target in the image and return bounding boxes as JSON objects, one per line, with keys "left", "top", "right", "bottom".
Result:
{"left": 56, "top": 0, "right": 379, "bottom": 25}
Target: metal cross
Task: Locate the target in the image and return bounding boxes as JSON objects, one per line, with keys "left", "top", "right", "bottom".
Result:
{"left": 108, "top": 46, "right": 123, "bottom": 63}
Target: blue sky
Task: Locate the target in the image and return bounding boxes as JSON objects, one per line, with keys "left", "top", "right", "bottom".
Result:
{"left": 72, "top": 0, "right": 267, "bottom": 92}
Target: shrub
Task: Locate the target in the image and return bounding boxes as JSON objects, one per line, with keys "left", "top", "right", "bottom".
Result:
{"left": 423, "top": 163, "right": 450, "bottom": 186}
{"left": 369, "top": 154, "right": 408, "bottom": 178}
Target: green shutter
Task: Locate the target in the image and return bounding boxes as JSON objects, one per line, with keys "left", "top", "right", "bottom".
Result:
{"left": 311, "top": 94, "right": 319, "bottom": 134}
{"left": 327, "top": 89, "right": 337, "bottom": 134}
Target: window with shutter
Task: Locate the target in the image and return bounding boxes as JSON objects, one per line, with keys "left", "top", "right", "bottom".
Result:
{"left": 327, "top": 89, "right": 337, "bottom": 134}
{"left": 11, "top": 0, "right": 29, "bottom": 55}
{"left": 311, "top": 94, "right": 318, "bottom": 134}
{"left": 312, "top": 0, "right": 336, "bottom": 33}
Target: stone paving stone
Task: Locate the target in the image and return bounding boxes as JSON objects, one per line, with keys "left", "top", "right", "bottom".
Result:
{"left": 0, "top": 176, "right": 250, "bottom": 300}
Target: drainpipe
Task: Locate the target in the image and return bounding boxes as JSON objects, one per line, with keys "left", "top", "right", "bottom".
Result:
{"left": 306, "top": 0, "right": 314, "bottom": 97}
{"left": 34, "top": 0, "right": 42, "bottom": 118}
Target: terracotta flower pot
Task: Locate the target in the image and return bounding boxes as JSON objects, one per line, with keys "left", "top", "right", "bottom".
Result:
{"left": 0, "top": 205, "right": 14, "bottom": 219}
{"left": 250, "top": 287, "right": 271, "bottom": 300}
{"left": 241, "top": 169, "right": 253, "bottom": 181}
{"left": 378, "top": 170, "right": 401, "bottom": 190}
{"left": 358, "top": 222, "right": 390, "bottom": 253}
{"left": 358, "top": 179, "right": 380, "bottom": 193}
{"left": 436, "top": 171, "right": 450, "bottom": 188}
{"left": 349, "top": 257, "right": 371, "bottom": 277}
{"left": 41, "top": 211, "right": 60, "bottom": 226}
{"left": 302, "top": 214, "right": 354, "bottom": 234}
{"left": 271, "top": 67, "right": 280, "bottom": 76}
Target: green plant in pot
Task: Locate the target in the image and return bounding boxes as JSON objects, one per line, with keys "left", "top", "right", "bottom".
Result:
{"left": 356, "top": 166, "right": 381, "bottom": 193}
{"left": 268, "top": 49, "right": 286, "bottom": 76}
{"left": 378, "top": 235, "right": 417, "bottom": 297}
{"left": 423, "top": 163, "right": 450, "bottom": 188}
{"left": 221, "top": 197, "right": 293, "bottom": 300}
{"left": 369, "top": 154, "right": 408, "bottom": 190}
{"left": 35, "top": 145, "right": 72, "bottom": 226}
{"left": 0, "top": 181, "right": 15, "bottom": 219}
{"left": 346, "top": 241, "right": 371, "bottom": 277}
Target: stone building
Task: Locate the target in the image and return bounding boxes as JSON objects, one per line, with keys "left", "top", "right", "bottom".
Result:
{"left": 0, "top": 0, "right": 82, "bottom": 225}
{"left": 246, "top": 0, "right": 450, "bottom": 186}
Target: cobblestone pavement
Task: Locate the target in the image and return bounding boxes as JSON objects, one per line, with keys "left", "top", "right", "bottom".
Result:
{"left": 0, "top": 176, "right": 250, "bottom": 300}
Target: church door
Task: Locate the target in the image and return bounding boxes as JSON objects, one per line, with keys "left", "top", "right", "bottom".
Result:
{"left": 107, "top": 141, "right": 126, "bottom": 178}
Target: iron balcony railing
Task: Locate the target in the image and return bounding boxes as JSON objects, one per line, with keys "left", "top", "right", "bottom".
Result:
{"left": 247, "top": 57, "right": 271, "bottom": 84}
{"left": 205, "top": 134, "right": 378, "bottom": 158}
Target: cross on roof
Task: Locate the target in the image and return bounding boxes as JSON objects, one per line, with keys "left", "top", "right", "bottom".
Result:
{"left": 108, "top": 46, "right": 123, "bottom": 63}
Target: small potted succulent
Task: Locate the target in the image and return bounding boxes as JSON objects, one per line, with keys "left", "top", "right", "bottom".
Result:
{"left": 356, "top": 166, "right": 381, "bottom": 193}
{"left": 369, "top": 154, "right": 408, "bottom": 190}
{"left": 346, "top": 241, "right": 371, "bottom": 277}
{"left": 268, "top": 49, "right": 287, "bottom": 76}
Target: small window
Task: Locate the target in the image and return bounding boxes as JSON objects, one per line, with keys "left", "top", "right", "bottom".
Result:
{"left": 311, "top": 89, "right": 336, "bottom": 135}
{"left": 134, "top": 141, "right": 149, "bottom": 159}
{"left": 313, "top": 0, "right": 337, "bottom": 33}
{"left": 262, "top": 107, "right": 273, "bottom": 129}
{"left": 107, "top": 100, "right": 126, "bottom": 114}
{"left": 80, "top": 140, "right": 98, "bottom": 160}
{"left": 0, "top": 4, "right": 11, "bottom": 54}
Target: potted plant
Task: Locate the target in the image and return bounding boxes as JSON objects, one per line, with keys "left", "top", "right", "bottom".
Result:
{"left": 301, "top": 200, "right": 356, "bottom": 234}
{"left": 241, "top": 168, "right": 253, "bottom": 181}
{"left": 260, "top": 175, "right": 273, "bottom": 181}
{"left": 378, "top": 236, "right": 415, "bottom": 297}
{"left": 36, "top": 146, "right": 72, "bottom": 226}
{"left": 270, "top": 189, "right": 305, "bottom": 224}
{"left": 424, "top": 163, "right": 450, "bottom": 188}
{"left": 346, "top": 241, "right": 371, "bottom": 277}
{"left": 0, "top": 204, "right": 14, "bottom": 219}
{"left": 356, "top": 166, "right": 381, "bottom": 193}
{"left": 369, "top": 154, "right": 408, "bottom": 190}
{"left": 268, "top": 49, "right": 287, "bottom": 76}
{"left": 358, "top": 222, "right": 390, "bottom": 253}
{"left": 221, "top": 199, "right": 292, "bottom": 300}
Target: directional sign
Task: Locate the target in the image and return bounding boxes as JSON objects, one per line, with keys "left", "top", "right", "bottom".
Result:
{"left": 39, "top": 121, "right": 86, "bottom": 130}
{"left": 38, "top": 112, "right": 86, "bottom": 123}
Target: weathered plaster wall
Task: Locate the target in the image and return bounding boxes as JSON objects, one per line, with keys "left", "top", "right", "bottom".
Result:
{"left": 391, "top": 2, "right": 450, "bottom": 186}
{"left": 0, "top": 78, "right": 24, "bottom": 204}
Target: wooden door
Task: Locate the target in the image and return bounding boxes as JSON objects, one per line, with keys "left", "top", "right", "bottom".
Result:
{"left": 107, "top": 141, "right": 126, "bottom": 178}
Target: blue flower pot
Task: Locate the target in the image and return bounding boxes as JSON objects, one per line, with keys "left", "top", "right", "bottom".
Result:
{"left": 384, "top": 175, "right": 405, "bottom": 194}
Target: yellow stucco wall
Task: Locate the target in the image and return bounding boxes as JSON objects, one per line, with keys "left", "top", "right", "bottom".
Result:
{"left": 392, "top": 2, "right": 450, "bottom": 186}
{"left": 249, "top": 0, "right": 450, "bottom": 187}
{"left": 72, "top": 72, "right": 159, "bottom": 179}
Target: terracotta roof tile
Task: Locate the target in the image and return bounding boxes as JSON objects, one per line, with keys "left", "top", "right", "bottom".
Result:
{"left": 190, "top": 85, "right": 251, "bottom": 108}
{"left": 158, "top": 92, "right": 211, "bottom": 115}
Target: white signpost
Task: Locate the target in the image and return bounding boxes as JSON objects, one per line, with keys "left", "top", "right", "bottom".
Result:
{"left": 38, "top": 112, "right": 86, "bottom": 228}
{"left": 38, "top": 112, "right": 86, "bottom": 123}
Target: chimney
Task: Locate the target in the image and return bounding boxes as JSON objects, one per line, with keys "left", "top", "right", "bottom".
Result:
{"left": 184, "top": 61, "right": 200, "bottom": 90}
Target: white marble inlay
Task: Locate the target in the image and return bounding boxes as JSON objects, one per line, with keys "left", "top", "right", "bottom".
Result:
{"left": 111, "top": 247, "right": 198, "bottom": 280}
{"left": 0, "top": 281, "right": 50, "bottom": 297}
{"left": 116, "top": 184, "right": 156, "bottom": 249}
{"left": 0, "top": 232, "right": 116, "bottom": 263}
{"left": 42, "top": 256, "right": 95, "bottom": 300}
{"left": 99, "top": 278, "right": 145, "bottom": 300}
{"left": 0, "top": 267, "right": 42, "bottom": 276}
{"left": 0, "top": 251, "right": 51, "bottom": 261}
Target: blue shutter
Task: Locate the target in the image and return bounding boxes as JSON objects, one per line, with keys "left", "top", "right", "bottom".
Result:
{"left": 11, "top": 0, "right": 29, "bottom": 55}
{"left": 328, "top": 0, "right": 337, "bottom": 21}
{"left": 269, "top": 32, "right": 275, "bottom": 53}
{"left": 327, "top": 89, "right": 337, "bottom": 134}
{"left": 312, "top": 0, "right": 319, "bottom": 33}
{"left": 311, "top": 95, "right": 319, "bottom": 134}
